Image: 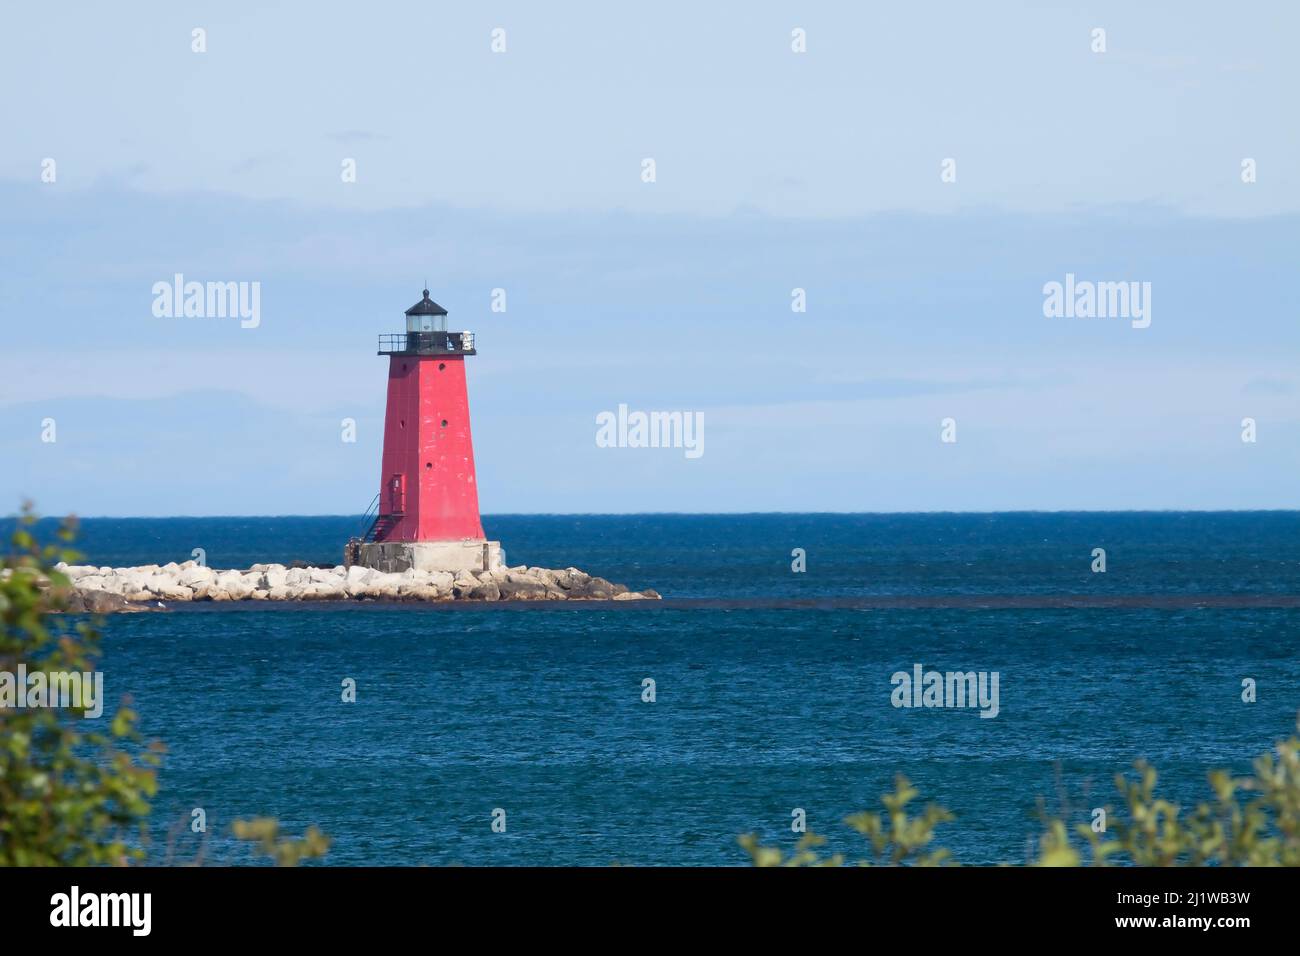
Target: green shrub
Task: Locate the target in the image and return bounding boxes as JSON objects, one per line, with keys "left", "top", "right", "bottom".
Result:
{"left": 0, "top": 506, "right": 161, "bottom": 865}
{"left": 1, "top": 506, "right": 329, "bottom": 867}
{"left": 740, "top": 723, "right": 1300, "bottom": 867}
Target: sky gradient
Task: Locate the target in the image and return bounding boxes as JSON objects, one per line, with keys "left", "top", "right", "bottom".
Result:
{"left": 1, "top": 2, "right": 1296, "bottom": 515}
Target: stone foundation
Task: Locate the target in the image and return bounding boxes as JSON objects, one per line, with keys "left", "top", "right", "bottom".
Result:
{"left": 353, "top": 539, "right": 505, "bottom": 574}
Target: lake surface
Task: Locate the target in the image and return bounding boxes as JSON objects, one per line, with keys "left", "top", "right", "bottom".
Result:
{"left": 33, "top": 512, "right": 1300, "bottom": 865}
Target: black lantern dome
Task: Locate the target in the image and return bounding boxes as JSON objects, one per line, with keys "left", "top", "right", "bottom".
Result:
{"left": 379, "top": 288, "right": 475, "bottom": 357}
{"left": 405, "top": 289, "right": 448, "bottom": 331}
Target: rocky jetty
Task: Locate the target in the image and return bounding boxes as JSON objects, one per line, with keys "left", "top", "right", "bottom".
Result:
{"left": 49, "top": 561, "right": 661, "bottom": 611}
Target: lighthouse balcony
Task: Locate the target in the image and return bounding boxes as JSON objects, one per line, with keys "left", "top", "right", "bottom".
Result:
{"left": 378, "top": 331, "right": 476, "bottom": 356}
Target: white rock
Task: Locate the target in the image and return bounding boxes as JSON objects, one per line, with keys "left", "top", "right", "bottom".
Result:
{"left": 404, "top": 584, "right": 448, "bottom": 601}
{"left": 214, "top": 570, "right": 254, "bottom": 599}
{"left": 300, "top": 580, "right": 346, "bottom": 600}
{"left": 67, "top": 560, "right": 651, "bottom": 608}
{"left": 397, "top": 577, "right": 443, "bottom": 596}
{"left": 58, "top": 564, "right": 99, "bottom": 581}
{"left": 528, "top": 568, "right": 560, "bottom": 586}
{"left": 178, "top": 566, "right": 215, "bottom": 588}
{"left": 143, "top": 573, "right": 170, "bottom": 593}
{"left": 140, "top": 575, "right": 192, "bottom": 601}
{"left": 372, "top": 572, "right": 404, "bottom": 591}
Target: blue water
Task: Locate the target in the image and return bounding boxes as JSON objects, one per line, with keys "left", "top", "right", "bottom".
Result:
{"left": 27, "top": 513, "right": 1300, "bottom": 865}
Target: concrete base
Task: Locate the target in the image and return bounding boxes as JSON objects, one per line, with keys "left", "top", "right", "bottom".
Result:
{"left": 355, "top": 539, "right": 506, "bottom": 574}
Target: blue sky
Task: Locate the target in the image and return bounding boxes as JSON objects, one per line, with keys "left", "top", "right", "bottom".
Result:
{"left": 1, "top": 2, "right": 1297, "bottom": 515}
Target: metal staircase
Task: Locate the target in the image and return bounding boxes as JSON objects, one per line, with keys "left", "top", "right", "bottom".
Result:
{"left": 356, "top": 493, "right": 402, "bottom": 543}
{"left": 366, "top": 514, "right": 400, "bottom": 543}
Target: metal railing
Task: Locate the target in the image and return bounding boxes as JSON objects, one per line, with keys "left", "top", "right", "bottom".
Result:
{"left": 377, "top": 331, "right": 476, "bottom": 355}
{"left": 356, "top": 492, "right": 380, "bottom": 538}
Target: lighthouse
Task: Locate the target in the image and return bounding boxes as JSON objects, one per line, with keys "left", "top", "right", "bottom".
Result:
{"left": 349, "top": 289, "right": 504, "bottom": 573}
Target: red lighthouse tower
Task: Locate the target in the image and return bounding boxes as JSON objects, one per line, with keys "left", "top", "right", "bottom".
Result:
{"left": 352, "top": 289, "right": 503, "bottom": 573}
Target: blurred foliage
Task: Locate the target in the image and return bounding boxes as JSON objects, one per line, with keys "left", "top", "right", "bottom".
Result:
{"left": 1, "top": 506, "right": 328, "bottom": 867}
{"left": 1039, "top": 719, "right": 1300, "bottom": 867}
{"left": 738, "top": 831, "right": 843, "bottom": 868}
{"left": 741, "top": 775, "right": 954, "bottom": 866}
{"left": 741, "top": 726, "right": 1300, "bottom": 867}
{"left": 231, "top": 818, "right": 331, "bottom": 867}
{"left": 0, "top": 504, "right": 162, "bottom": 865}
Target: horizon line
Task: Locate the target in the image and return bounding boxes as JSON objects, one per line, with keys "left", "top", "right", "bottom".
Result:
{"left": 9, "top": 508, "right": 1300, "bottom": 521}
